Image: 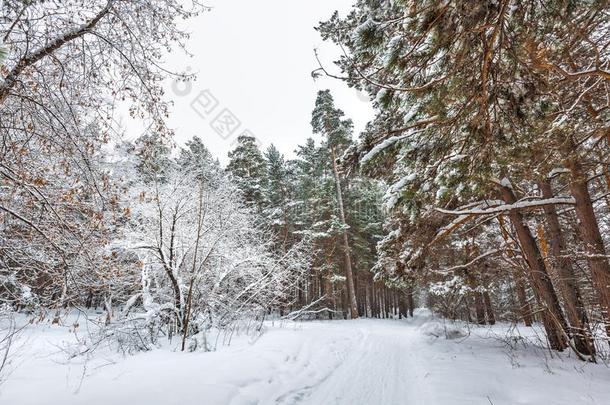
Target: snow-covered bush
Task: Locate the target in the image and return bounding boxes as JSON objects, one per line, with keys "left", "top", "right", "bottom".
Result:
{"left": 427, "top": 275, "right": 472, "bottom": 319}
{"left": 419, "top": 319, "right": 468, "bottom": 340}
{"left": 0, "top": 305, "right": 17, "bottom": 385}
{"left": 103, "top": 140, "right": 310, "bottom": 351}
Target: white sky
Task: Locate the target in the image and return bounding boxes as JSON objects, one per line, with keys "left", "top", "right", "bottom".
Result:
{"left": 154, "top": 0, "right": 374, "bottom": 163}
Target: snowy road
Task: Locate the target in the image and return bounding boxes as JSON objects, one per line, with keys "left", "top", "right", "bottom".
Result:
{"left": 3, "top": 315, "right": 610, "bottom": 405}
{"left": 272, "top": 322, "right": 431, "bottom": 405}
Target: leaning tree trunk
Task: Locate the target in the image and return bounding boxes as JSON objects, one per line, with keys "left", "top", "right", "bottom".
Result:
{"left": 499, "top": 183, "right": 568, "bottom": 351}
{"left": 539, "top": 180, "right": 596, "bottom": 357}
{"left": 565, "top": 154, "right": 610, "bottom": 341}
{"left": 330, "top": 147, "right": 359, "bottom": 319}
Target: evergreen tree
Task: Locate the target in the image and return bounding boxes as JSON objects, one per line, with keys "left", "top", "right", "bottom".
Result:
{"left": 264, "top": 144, "right": 292, "bottom": 251}
{"left": 318, "top": 0, "right": 609, "bottom": 355}
{"left": 227, "top": 134, "right": 268, "bottom": 211}
{"left": 177, "top": 136, "right": 219, "bottom": 183}
{"left": 290, "top": 138, "right": 334, "bottom": 312}
{"left": 311, "top": 90, "right": 359, "bottom": 319}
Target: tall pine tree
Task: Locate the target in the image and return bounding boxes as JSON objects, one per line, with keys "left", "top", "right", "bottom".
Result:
{"left": 311, "top": 90, "right": 359, "bottom": 320}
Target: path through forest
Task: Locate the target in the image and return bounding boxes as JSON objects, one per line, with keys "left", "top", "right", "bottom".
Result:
{"left": 272, "top": 319, "right": 431, "bottom": 405}
{"left": 3, "top": 311, "right": 610, "bottom": 405}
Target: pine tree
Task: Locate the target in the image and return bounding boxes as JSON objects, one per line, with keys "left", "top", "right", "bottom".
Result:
{"left": 291, "top": 138, "right": 337, "bottom": 313}
{"left": 227, "top": 134, "right": 268, "bottom": 212}
{"left": 264, "top": 145, "right": 295, "bottom": 251}
{"left": 318, "top": 0, "right": 609, "bottom": 355}
{"left": 311, "top": 90, "right": 359, "bottom": 319}
{"left": 177, "top": 136, "right": 220, "bottom": 184}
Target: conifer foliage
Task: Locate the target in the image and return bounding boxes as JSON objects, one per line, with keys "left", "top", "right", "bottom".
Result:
{"left": 226, "top": 91, "right": 412, "bottom": 320}
{"left": 317, "top": 0, "right": 610, "bottom": 359}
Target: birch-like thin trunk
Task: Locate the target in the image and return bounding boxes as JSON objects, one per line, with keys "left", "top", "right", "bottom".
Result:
{"left": 181, "top": 181, "right": 205, "bottom": 351}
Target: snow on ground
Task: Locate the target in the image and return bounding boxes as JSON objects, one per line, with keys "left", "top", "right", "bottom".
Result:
{"left": 2, "top": 309, "right": 610, "bottom": 405}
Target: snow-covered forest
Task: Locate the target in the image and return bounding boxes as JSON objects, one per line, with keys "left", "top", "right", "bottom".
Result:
{"left": 1, "top": 1, "right": 610, "bottom": 404}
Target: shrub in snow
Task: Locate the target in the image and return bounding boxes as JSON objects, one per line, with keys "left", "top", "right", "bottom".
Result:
{"left": 427, "top": 276, "right": 473, "bottom": 320}
{"left": 419, "top": 320, "right": 468, "bottom": 340}
{"left": 103, "top": 150, "right": 310, "bottom": 352}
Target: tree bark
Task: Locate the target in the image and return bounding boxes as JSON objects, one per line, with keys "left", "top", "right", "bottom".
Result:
{"left": 474, "top": 292, "right": 486, "bottom": 325}
{"left": 385, "top": 288, "right": 390, "bottom": 318}
{"left": 499, "top": 183, "right": 568, "bottom": 350}
{"left": 364, "top": 283, "right": 370, "bottom": 317}
{"left": 371, "top": 284, "right": 376, "bottom": 318}
{"left": 514, "top": 274, "right": 533, "bottom": 326}
{"left": 330, "top": 147, "right": 359, "bottom": 319}
{"left": 181, "top": 278, "right": 195, "bottom": 351}
{"left": 565, "top": 155, "right": 610, "bottom": 341}
{"left": 407, "top": 288, "right": 415, "bottom": 317}
{"left": 466, "top": 270, "right": 486, "bottom": 325}
{"left": 483, "top": 291, "right": 496, "bottom": 325}
{"left": 539, "top": 180, "right": 596, "bottom": 356}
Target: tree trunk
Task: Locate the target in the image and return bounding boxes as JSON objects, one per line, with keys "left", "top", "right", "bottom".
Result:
{"left": 385, "top": 287, "right": 390, "bottom": 318}
{"left": 399, "top": 292, "right": 406, "bottom": 318}
{"left": 379, "top": 285, "right": 385, "bottom": 319}
{"left": 330, "top": 147, "right": 359, "bottom": 319}
{"left": 514, "top": 274, "right": 533, "bottom": 326}
{"left": 181, "top": 277, "right": 195, "bottom": 352}
{"left": 397, "top": 292, "right": 402, "bottom": 318}
{"left": 539, "top": 180, "right": 596, "bottom": 356}
{"left": 483, "top": 291, "right": 496, "bottom": 325}
{"left": 365, "top": 279, "right": 370, "bottom": 317}
{"left": 371, "top": 284, "right": 376, "bottom": 318}
{"left": 85, "top": 290, "right": 94, "bottom": 309}
{"left": 465, "top": 270, "right": 486, "bottom": 325}
{"left": 324, "top": 273, "right": 333, "bottom": 320}
{"left": 499, "top": 183, "right": 568, "bottom": 350}
{"left": 474, "top": 292, "right": 486, "bottom": 325}
{"left": 464, "top": 270, "right": 485, "bottom": 325}
{"left": 378, "top": 286, "right": 382, "bottom": 318}
{"left": 407, "top": 288, "right": 415, "bottom": 317}
{"left": 565, "top": 155, "right": 610, "bottom": 341}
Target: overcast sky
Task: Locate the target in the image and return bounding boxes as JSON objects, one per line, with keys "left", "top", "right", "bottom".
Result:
{"left": 149, "top": 0, "right": 374, "bottom": 163}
